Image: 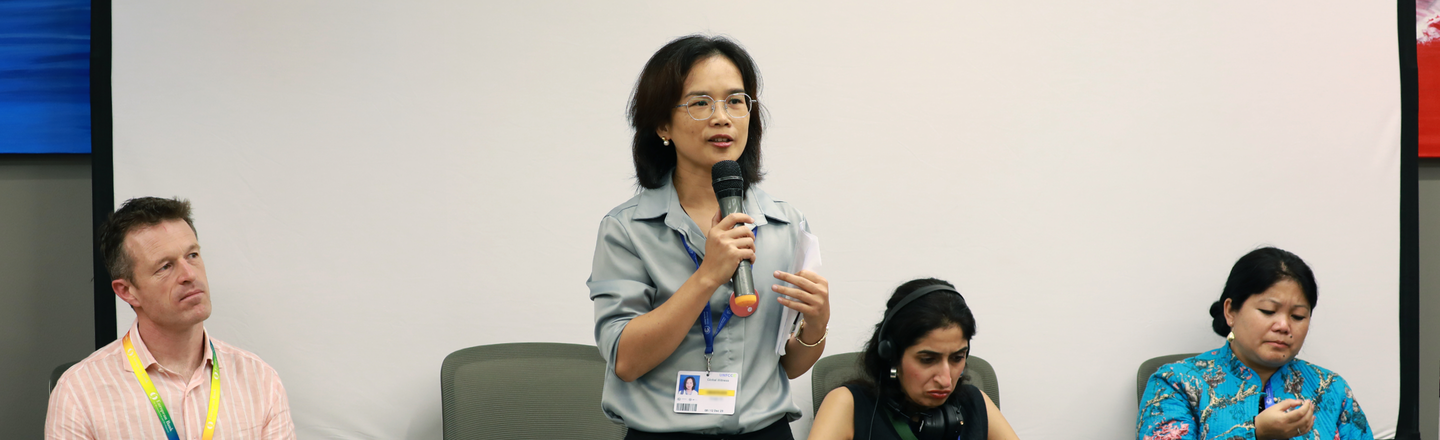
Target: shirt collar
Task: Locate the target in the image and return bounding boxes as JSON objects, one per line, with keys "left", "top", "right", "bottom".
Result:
{"left": 634, "top": 169, "right": 791, "bottom": 230}
{"left": 121, "top": 319, "right": 214, "bottom": 373}
{"left": 1215, "top": 341, "right": 1292, "bottom": 385}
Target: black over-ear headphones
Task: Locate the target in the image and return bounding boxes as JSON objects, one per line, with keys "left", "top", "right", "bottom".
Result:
{"left": 874, "top": 284, "right": 969, "bottom": 440}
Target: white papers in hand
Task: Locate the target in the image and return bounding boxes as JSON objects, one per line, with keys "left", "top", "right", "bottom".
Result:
{"left": 776, "top": 221, "right": 821, "bottom": 355}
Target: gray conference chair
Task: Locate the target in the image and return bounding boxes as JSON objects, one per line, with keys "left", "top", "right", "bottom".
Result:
{"left": 441, "top": 343, "right": 624, "bottom": 440}
{"left": 810, "top": 352, "right": 999, "bottom": 414}
{"left": 1135, "top": 353, "right": 1197, "bottom": 404}
{"left": 50, "top": 361, "right": 78, "bottom": 394}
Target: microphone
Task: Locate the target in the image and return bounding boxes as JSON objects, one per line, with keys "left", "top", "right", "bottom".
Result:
{"left": 712, "top": 160, "right": 757, "bottom": 318}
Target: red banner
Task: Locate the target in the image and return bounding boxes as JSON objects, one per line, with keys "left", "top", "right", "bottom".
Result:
{"left": 1420, "top": 4, "right": 1440, "bottom": 156}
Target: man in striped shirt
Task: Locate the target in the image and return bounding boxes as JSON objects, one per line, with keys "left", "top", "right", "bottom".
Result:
{"left": 46, "top": 197, "right": 296, "bottom": 440}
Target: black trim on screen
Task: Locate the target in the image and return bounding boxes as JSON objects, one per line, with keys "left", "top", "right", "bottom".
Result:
{"left": 90, "top": 0, "right": 115, "bottom": 350}
{"left": 1398, "top": 0, "right": 1420, "bottom": 438}
{"left": 80, "top": 3, "right": 1426, "bottom": 433}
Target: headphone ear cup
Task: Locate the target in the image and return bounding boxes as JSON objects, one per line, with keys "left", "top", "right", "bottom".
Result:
{"left": 877, "top": 340, "right": 893, "bottom": 361}
{"left": 942, "top": 396, "right": 966, "bottom": 439}
{"left": 913, "top": 402, "right": 966, "bottom": 440}
{"left": 914, "top": 407, "right": 947, "bottom": 440}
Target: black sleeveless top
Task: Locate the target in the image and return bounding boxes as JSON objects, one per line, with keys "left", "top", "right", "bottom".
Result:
{"left": 843, "top": 384, "right": 988, "bottom": 440}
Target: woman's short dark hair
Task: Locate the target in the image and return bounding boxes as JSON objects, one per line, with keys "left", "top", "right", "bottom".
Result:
{"left": 1208, "top": 247, "right": 1319, "bottom": 336}
{"left": 852, "top": 278, "right": 977, "bottom": 409}
{"left": 628, "top": 34, "right": 764, "bottom": 191}
{"left": 98, "top": 197, "right": 196, "bottom": 283}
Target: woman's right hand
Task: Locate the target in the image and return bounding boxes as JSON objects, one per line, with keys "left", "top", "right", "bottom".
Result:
{"left": 1254, "top": 399, "right": 1314, "bottom": 439}
{"left": 611, "top": 211, "right": 756, "bottom": 382}
{"left": 698, "top": 212, "right": 756, "bottom": 287}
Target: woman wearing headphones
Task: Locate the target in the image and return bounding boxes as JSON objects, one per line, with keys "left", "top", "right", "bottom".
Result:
{"left": 809, "top": 279, "right": 1019, "bottom": 440}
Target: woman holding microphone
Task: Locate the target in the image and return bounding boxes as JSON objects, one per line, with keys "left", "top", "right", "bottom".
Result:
{"left": 589, "top": 35, "right": 831, "bottom": 440}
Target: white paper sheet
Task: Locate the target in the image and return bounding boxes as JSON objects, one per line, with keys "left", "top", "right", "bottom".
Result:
{"left": 777, "top": 221, "right": 821, "bottom": 355}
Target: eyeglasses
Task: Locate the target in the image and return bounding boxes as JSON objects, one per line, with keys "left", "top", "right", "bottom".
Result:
{"left": 674, "top": 93, "right": 757, "bottom": 121}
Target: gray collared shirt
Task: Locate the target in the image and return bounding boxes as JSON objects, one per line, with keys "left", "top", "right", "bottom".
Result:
{"left": 588, "top": 173, "right": 808, "bottom": 434}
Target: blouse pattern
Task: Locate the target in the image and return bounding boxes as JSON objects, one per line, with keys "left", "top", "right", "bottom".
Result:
{"left": 1136, "top": 343, "right": 1372, "bottom": 440}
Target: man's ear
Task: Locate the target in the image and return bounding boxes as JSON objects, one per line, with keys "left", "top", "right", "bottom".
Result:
{"left": 113, "top": 279, "right": 142, "bottom": 309}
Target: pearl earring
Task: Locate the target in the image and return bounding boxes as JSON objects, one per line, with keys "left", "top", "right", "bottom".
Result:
{"left": 889, "top": 367, "right": 898, "bottom": 380}
{"left": 662, "top": 138, "right": 670, "bottom": 146}
{"left": 1226, "top": 331, "right": 1235, "bottom": 342}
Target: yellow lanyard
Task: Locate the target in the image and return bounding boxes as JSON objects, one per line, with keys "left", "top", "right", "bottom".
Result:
{"left": 123, "top": 334, "right": 221, "bottom": 440}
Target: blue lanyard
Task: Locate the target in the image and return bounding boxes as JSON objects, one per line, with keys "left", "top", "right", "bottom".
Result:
{"left": 1261, "top": 375, "right": 1277, "bottom": 410}
{"left": 678, "top": 227, "right": 757, "bottom": 373}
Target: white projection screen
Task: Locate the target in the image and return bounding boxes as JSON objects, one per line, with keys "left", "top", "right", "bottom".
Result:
{"left": 112, "top": 2, "right": 1400, "bottom": 439}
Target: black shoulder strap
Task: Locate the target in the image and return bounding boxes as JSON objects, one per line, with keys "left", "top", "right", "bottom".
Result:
{"left": 959, "top": 384, "right": 989, "bottom": 439}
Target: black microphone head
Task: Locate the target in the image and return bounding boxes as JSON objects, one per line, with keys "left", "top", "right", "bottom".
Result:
{"left": 711, "top": 160, "right": 744, "bottom": 198}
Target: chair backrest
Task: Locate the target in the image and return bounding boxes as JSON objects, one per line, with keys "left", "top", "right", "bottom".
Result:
{"left": 50, "top": 361, "right": 78, "bottom": 394}
{"left": 441, "top": 343, "right": 624, "bottom": 440}
{"left": 810, "top": 352, "right": 1000, "bottom": 414}
{"left": 1136, "top": 353, "right": 1197, "bottom": 404}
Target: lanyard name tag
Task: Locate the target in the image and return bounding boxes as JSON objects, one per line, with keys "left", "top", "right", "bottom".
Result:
{"left": 674, "top": 371, "right": 739, "bottom": 415}
{"left": 673, "top": 226, "right": 752, "bottom": 415}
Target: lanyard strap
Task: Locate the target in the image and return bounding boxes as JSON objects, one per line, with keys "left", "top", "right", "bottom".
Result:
{"left": 680, "top": 236, "right": 732, "bottom": 373}
{"left": 123, "top": 334, "right": 222, "bottom": 440}
{"left": 1261, "top": 374, "right": 1277, "bottom": 411}
{"left": 679, "top": 227, "right": 757, "bottom": 372}
{"left": 883, "top": 406, "right": 924, "bottom": 440}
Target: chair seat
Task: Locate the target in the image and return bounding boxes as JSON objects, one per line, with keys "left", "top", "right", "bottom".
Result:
{"left": 441, "top": 343, "right": 624, "bottom": 440}
{"left": 1136, "top": 353, "right": 1198, "bottom": 405}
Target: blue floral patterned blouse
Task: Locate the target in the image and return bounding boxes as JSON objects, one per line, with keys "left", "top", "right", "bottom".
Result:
{"left": 1137, "top": 343, "right": 1373, "bottom": 440}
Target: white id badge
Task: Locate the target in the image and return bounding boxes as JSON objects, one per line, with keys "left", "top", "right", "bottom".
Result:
{"left": 674, "top": 371, "right": 739, "bottom": 415}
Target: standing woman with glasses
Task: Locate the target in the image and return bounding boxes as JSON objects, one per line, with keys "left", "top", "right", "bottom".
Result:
{"left": 589, "top": 35, "right": 831, "bottom": 440}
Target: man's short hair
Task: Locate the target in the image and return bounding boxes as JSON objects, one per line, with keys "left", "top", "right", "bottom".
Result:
{"left": 98, "top": 197, "right": 196, "bottom": 282}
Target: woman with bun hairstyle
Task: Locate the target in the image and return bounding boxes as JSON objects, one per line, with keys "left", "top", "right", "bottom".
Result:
{"left": 1136, "top": 247, "right": 1373, "bottom": 440}
{"left": 588, "top": 34, "right": 830, "bottom": 439}
{"left": 809, "top": 278, "right": 1019, "bottom": 440}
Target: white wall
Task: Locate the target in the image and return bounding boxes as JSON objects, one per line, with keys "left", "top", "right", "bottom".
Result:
{"left": 112, "top": 2, "right": 1401, "bottom": 439}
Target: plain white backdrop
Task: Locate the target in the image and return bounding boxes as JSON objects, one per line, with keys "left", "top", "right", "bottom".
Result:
{"left": 113, "top": 2, "right": 1399, "bottom": 439}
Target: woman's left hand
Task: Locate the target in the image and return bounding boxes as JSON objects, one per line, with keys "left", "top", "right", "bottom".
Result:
{"left": 773, "top": 270, "right": 830, "bottom": 329}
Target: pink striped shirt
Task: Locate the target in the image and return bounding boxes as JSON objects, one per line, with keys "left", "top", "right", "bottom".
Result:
{"left": 46, "top": 321, "right": 296, "bottom": 440}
